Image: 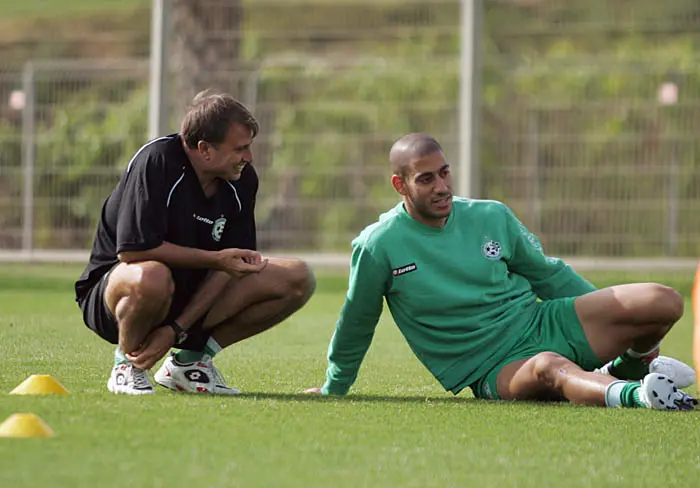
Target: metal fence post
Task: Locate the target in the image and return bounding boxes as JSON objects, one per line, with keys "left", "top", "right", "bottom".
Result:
{"left": 21, "top": 61, "right": 35, "bottom": 253}
{"left": 459, "top": 0, "right": 483, "bottom": 199}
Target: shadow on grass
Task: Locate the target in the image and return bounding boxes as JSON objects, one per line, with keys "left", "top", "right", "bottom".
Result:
{"left": 234, "top": 392, "right": 568, "bottom": 407}
{"left": 236, "top": 392, "right": 469, "bottom": 403}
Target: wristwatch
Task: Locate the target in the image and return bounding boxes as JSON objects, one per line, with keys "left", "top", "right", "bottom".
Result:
{"left": 166, "top": 320, "right": 188, "bottom": 345}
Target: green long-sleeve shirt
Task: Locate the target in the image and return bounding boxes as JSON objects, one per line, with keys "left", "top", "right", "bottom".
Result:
{"left": 321, "top": 198, "right": 596, "bottom": 395}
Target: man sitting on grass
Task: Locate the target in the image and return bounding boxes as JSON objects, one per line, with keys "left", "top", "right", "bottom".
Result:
{"left": 307, "top": 132, "right": 696, "bottom": 410}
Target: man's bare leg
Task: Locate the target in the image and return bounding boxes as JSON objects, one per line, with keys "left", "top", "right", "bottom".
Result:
{"left": 102, "top": 260, "right": 174, "bottom": 394}
{"left": 497, "top": 352, "right": 695, "bottom": 410}
{"left": 152, "top": 258, "right": 315, "bottom": 394}
{"left": 575, "top": 283, "right": 683, "bottom": 360}
{"left": 202, "top": 257, "right": 316, "bottom": 347}
{"left": 574, "top": 283, "right": 687, "bottom": 382}
{"left": 498, "top": 354, "right": 614, "bottom": 405}
{"left": 104, "top": 261, "right": 174, "bottom": 355}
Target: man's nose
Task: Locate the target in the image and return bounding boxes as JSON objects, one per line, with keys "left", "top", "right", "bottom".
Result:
{"left": 434, "top": 176, "right": 448, "bottom": 192}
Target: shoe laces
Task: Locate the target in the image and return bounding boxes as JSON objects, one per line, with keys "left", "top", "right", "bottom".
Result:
{"left": 201, "top": 355, "right": 228, "bottom": 387}
{"left": 130, "top": 366, "right": 152, "bottom": 389}
{"left": 673, "top": 390, "right": 698, "bottom": 411}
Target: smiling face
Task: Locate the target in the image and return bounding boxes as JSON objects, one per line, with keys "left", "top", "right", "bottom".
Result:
{"left": 391, "top": 149, "right": 453, "bottom": 227}
{"left": 180, "top": 92, "right": 259, "bottom": 183}
{"left": 198, "top": 123, "right": 253, "bottom": 181}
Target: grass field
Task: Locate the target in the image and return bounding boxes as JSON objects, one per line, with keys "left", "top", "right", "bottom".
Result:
{"left": 0, "top": 0, "right": 144, "bottom": 20}
{"left": 1, "top": 264, "right": 699, "bottom": 487}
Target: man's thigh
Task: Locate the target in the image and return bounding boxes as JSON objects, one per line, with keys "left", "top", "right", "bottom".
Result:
{"left": 574, "top": 284, "right": 681, "bottom": 362}
{"left": 471, "top": 298, "right": 603, "bottom": 400}
{"left": 91, "top": 261, "right": 181, "bottom": 345}
{"left": 202, "top": 257, "right": 308, "bottom": 328}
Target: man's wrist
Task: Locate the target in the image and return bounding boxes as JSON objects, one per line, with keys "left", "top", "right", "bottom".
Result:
{"left": 165, "top": 320, "right": 188, "bottom": 345}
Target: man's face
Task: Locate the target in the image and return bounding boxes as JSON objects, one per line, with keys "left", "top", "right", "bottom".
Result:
{"left": 393, "top": 150, "right": 453, "bottom": 226}
{"left": 206, "top": 123, "right": 253, "bottom": 181}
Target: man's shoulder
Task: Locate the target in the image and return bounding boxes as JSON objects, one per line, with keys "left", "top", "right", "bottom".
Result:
{"left": 126, "top": 134, "right": 184, "bottom": 174}
{"left": 452, "top": 196, "right": 507, "bottom": 212}
{"left": 352, "top": 204, "right": 403, "bottom": 249}
{"left": 452, "top": 197, "right": 510, "bottom": 221}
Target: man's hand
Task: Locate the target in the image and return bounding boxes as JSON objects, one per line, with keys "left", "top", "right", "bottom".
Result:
{"left": 304, "top": 387, "right": 323, "bottom": 394}
{"left": 216, "top": 248, "right": 268, "bottom": 278}
{"left": 127, "top": 326, "right": 175, "bottom": 370}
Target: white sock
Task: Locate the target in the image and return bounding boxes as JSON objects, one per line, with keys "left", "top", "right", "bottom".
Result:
{"left": 114, "top": 346, "right": 129, "bottom": 365}
{"left": 627, "top": 343, "right": 660, "bottom": 358}
{"left": 604, "top": 380, "right": 627, "bottom": 407}
{"left": 596, "top": 363, "right": 611, "bottom": 375}
{"left": 204, "top": 336, "right": 222, "bottom": 357}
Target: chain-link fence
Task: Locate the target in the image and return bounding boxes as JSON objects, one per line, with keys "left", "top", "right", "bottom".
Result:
{"left": 0, "top": 59, "right": 149, "bottom": 251}
{"left": 1, "top": 0, "right": 700, "bottom": 264}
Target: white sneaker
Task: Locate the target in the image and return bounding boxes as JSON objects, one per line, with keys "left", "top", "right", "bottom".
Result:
{"left": 649, "top": 356, "right": 696, "bottom": 389}
{"left": 107, "top": 363, "right": 155, "bottom": 395}
{"left": 154, "top": 353, "right": 240, "bottom": 395}
{"left": 638, "top": 373, "right": 697, "bottom": 411}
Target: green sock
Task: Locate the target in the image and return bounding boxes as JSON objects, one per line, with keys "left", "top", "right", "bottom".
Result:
{"left": 607, "top": 345, "right": 660, "bottom": 381}
{"left": 620, "top": 382, "right": 645, "bottom": 408}
{"left": 174, "top": 337, "right": 222, "bottom": 364}
{"left": 605, "top": 380, "right": 646, "bottom": 408}
{"left": 203, "top": 336, "right": 222, "bottom": 357}
{"left": 114, "top": 346, "right": 129, "bottom": 366}
{"left": 174, "top": 349, "right": 205, "bottom": 364}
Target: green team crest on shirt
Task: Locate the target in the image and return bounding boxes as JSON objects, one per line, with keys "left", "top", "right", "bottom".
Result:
{"left": 481, "top": 239, "right": 501, "bottom": 259}
{"left": 212, "top": 216, "right": 227, "bottom": 242}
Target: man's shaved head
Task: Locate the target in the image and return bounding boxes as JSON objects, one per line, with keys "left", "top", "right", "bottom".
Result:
{"left": 389, "top": 133, "right": 443, "bottom": 177}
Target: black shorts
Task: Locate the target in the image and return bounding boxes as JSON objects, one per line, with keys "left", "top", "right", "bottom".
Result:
{"left": 77, "top": 266, "right": 210, "bottom": 351}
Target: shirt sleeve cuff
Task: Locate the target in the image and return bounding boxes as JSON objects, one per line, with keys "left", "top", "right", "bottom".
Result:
{"left": 321, "top": 381, "right": 349, "bottom": 396}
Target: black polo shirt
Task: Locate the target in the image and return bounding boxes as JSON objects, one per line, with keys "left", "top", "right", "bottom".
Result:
{"left": 75, "top": 133, "right": 258, "bottom": 307}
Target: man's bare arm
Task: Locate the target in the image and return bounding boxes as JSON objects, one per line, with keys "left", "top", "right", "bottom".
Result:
{"left": 118, "top": 241, "right": 266, "bottom": 277}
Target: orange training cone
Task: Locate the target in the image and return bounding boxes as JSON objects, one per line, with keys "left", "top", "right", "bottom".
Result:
{"left": 9, "top": 375, "right": 69, "bottom": 395}
{"left": 0, "top": 413, "right": 54, "bottom": 438}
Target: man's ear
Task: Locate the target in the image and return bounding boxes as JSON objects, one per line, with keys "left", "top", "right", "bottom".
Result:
{"left": 391, "top": 174, "right": 406, "bottom": 195}
{"left": 197, "top": 141, "right": 213, "bottom": 161}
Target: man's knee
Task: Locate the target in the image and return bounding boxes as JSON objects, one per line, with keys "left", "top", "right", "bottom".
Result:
{"left": 282, "top": 259, "right": 316, "bottom": 303}
{"left": 109, "top": 261, "right": 174, "bottom": 307}
{"left": 532, "top": 352, "right": 573, "bottom": 391}
{"left": 647, "top": 284, "right": 684, "bottom": 322}
{"left": 629, "top": 283, "right": 684, "bottom": 324}
{"left": 136, "top": 262, "right": 175, "bottom": 302}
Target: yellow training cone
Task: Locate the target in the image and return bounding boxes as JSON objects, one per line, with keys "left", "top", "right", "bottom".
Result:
{"left": 0, "top": 413, "right": 54, "bottom": 438}
{"left": 9, "top": 375, "right": 69, "bottom": 395}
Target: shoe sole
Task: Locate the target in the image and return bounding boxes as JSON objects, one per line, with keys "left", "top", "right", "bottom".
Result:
{"left": 640, "top": 374, "right": 680, "bottom": 410}
{"left": 154, "top": 375, "right": 184, "bottom": 392}
{"left": 155, "top": 376, "right": 240, "bottom": 395}
{"left": 107, "top": 378, "right": 155, "bottom": 395}
{"left": 154, "top": 362, "right": 241, "bottom": 395}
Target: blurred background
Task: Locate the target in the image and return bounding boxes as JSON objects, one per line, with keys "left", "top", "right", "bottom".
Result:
{"left": 1, "top": 0, "right": 700, "bottom": 269}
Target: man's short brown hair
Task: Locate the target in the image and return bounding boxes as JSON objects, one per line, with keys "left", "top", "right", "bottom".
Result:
{"left": 180, "top": 90, "right": 260, "bottom": 149}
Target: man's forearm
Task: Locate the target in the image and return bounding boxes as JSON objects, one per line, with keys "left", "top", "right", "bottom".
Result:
{"left": 175, "top": 271, "right": 232, "bottom": 329}
{"left": 118, "top": 241, "right": 220, "bottom": 270}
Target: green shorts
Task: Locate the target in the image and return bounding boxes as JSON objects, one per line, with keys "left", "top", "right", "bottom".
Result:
{"left": 470, "top": 297, "right": 603, "bottom": 400}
